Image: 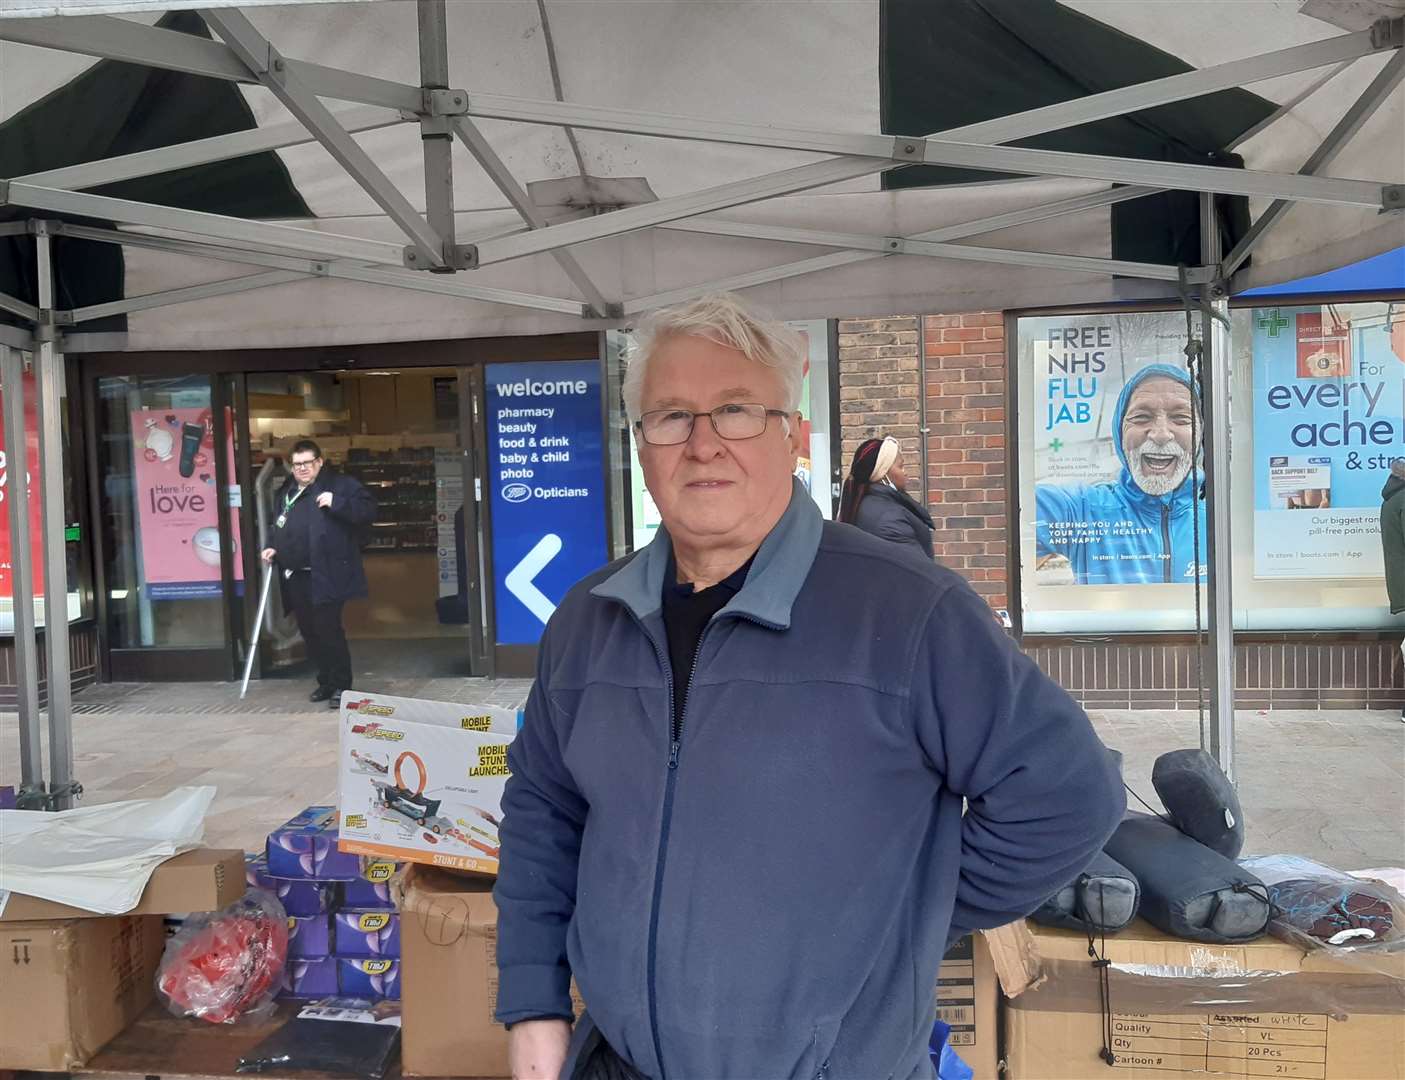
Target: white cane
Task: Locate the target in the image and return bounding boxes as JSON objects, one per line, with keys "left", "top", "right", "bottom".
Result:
{"left": 240, "top": 563, "right": 276, "bottom": 699}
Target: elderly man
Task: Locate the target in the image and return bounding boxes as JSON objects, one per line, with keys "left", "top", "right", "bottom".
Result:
{"left": 495, "top": 294, "right": 1124, "bottom": 1080}
{"left": 1036, "top": 364, "right": 1207, "bottom": 585}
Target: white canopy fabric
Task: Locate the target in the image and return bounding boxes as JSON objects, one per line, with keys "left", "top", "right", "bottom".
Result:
{"left": 1, "top": 0, "right": 1403, "bottom": 348}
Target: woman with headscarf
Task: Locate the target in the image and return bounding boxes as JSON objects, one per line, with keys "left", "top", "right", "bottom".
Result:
{"left": 838, "top": 436, "right": 934, "bottom": 559}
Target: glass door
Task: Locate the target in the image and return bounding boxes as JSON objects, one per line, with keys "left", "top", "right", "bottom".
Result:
{"left": 94, "top": 373, "right": 243, "bottom": 680}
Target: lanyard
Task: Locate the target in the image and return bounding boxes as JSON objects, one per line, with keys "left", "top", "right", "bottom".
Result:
{"left": 277, "top": 485, "right": 310, "bottom": 528}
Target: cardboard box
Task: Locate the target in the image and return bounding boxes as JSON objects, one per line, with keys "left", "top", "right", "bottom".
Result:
{"left": 0, "top": 915, "right": 164, "bottom": 1070}
{"left": 938, "top": 934, "right": 999, "bottom": 1080}
{"left": 339, "top": 958, "right": 401, "bottom": 1000}
{"left": 397, "top": 865, "right": 508, "bottom": 1077}
{"left": 334, "top": 909, "right": 401, "bottom": 958}
{"left": 989, "top": 919, "right": 1405, "bottom": 1080}
{"left": 0, "top": 848, "right": 244, "bottom": 922}
{"left": 338, "top": 692, "right": 520, "bottom": 874}
{"left": 268, "top": 806, "right": 363, "bottom": 881}
{"left": 245, "top": 853, "right": 333, "bottom": 917}
{"left": 397, "top": 865, "right": 586, "bottom": 1077}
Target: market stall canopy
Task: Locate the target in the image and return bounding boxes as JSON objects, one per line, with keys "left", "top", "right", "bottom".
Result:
{"left": 1, "top": 0, "right": 1403, "bottom": 348}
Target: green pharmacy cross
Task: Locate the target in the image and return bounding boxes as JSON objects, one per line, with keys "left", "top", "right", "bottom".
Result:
{"left": 1257, "top": 309, "right": 1289, "bottom": 337}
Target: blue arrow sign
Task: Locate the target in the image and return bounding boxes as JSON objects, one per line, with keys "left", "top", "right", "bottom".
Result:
{"left": 485, "top": 360, "right": 607, "bottom": 645}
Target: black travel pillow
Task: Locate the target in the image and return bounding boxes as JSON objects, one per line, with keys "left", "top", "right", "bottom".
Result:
{"left": 1104, "top": 814, "right": 1269, "bottom": 943}
{"left": 1152, "top": 748, "right": 1244, "bottom": 859}
{"left": 1031, "top": 850, "right": 1141, "bottom": 933}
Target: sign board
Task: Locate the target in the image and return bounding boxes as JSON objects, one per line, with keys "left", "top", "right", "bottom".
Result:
{"left": 1251, "top": 303, "right": 1405, "bottom": 578}
{"left": 130, "top": 407, "right": 241, "bottom": 599}
{"left": 484, "top": 360, "right": 607, "bottom": 646}
{"left": 1021, "top": 312, "right": 1207, "bottom": 586}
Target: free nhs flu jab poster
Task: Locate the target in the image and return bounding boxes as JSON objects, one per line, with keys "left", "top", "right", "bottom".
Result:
{"left": 1252, "top": 303, "right": 1405, "bottom": 579}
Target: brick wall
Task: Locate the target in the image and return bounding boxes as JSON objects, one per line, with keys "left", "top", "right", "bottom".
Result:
{"left": 838, "top": 312, "right": 1008, "bottom": 611}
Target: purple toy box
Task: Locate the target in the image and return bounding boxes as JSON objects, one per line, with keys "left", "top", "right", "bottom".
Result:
{"left": 341, "top": 860, "right": 399, "bottom": 910}
{"left": 266, "top": 806, "right": 361, "bottom": 881}
{"left": 282, "top": 958, "right": 339, "bottom": 999}
{"left": 334, "top": 910, "right": 401, "bottom": 959}
{"left": 286, "top": 914, "right": 333, "bottom": 959}
{"left": 245, "top": 853, "right": 334, "bottom": 917}
{"left": 338, "top": 958, "right": 400, "bottom": 1000}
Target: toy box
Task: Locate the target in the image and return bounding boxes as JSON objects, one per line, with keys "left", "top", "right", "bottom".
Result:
{"left": 342, "top": 860, "right": 399, "bottom": 910}
{"left": 245, "top": 853, "right": 333, "bottom": 917}
{"left": 338, "top": 958, "right": 400, "bottom": 1000}
{"left": 268, "top": 806, "right": 362, "bottom": 881}
{"left": 338, "top": 691, "right": 521, "bottom": 874}
{"left": 334, "top": 910, "right": 401, "bottom": 959}
{"left": 282, "top": 957, "right": 339, "bottom": 999}
{"left": 286, "top": 914, "right": 332, "bottom": 959}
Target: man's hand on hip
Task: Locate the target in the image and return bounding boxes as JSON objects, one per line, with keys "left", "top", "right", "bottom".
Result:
{"left": 316, "top": 491, "right": 334, "bottom": 509}
{"left": 260, "top": 548, "right": 277, "bottom": 564}
{"left": 509, "top": 1018, "right": 571, "bottom": 1080}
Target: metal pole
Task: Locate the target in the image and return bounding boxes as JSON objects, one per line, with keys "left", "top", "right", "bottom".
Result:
{"left": 1, "top": 343, "right": 45, "bottom": 806}
{"left": 417, "top": 0, "right": 457, "bottom": 269}
{"left": 1199, "top": 194, "right": 1236, "bottom": 782}
{"left": 34, "top": 222, "right": 77, "bottom": 808}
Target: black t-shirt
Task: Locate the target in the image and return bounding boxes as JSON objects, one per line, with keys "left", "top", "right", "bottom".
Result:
{"left": 660, "top": 552, "right": 753, "bottom": 722}
{"left": 274, "top": 483, "right": 318, "bottom": 571}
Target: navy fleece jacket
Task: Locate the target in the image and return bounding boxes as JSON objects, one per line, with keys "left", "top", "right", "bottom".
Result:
{"left": 494, "top": 480, "right": 1124, "bottom": 1080}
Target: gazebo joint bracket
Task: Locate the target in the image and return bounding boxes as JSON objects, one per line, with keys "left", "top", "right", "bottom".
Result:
{"left": 890, "top": 137, "right": 926, "bottom": 162}
{"left": 423, "top": 88, "right": 470, "bottom": 118}
{"left": 404, "top": 242, "right": 477, "bottom": 271}
{"left": 1371, "top": 17, "right": 1403, "bottom": 50}
{"left": 1382, "top": 185, "right": 1405, "bottom": 211}
{"left": 583, "top": 301, "right": 625, "bottom": 320}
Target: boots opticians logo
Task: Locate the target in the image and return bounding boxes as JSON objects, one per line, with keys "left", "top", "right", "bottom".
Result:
{"left": 503, "top": 482, "right": 531, "bottom": 503}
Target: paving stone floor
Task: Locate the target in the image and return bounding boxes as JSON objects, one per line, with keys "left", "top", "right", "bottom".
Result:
{"left": 3, "top": 680, "right": 1401, "bottom": 870}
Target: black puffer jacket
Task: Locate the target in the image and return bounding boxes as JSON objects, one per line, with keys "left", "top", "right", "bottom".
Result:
{"left": 852, "top": 482, "right": 935, "bottom": 560}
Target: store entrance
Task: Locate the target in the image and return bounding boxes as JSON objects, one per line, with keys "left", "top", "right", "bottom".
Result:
{"left": 245, "top": 366, "right": 488, "bottom": 682}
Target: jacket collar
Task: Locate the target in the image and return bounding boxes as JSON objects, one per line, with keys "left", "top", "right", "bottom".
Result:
{"left": 867, "top": 482, "right": 934, "bottom": 527}
{"left": 592, "top": 477, "right": 822, "bottom": 630}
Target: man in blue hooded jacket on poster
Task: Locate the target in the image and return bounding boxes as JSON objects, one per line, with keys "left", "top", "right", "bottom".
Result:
{"left": 1036, "top": 363, "right": 1207, "bottom": 585}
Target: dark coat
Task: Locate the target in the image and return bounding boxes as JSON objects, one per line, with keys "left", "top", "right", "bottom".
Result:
{"left": 493, "top": 480, "right": 1123, "bottom": 1078}
{"left": 1381, "top": 472, "right": 1405, "bottom": 614}
{"left": 275, "top": 467, "right": 376, "bottom": 606}
{"left": 852, "top": 482, "right": 935, "bottom": 559}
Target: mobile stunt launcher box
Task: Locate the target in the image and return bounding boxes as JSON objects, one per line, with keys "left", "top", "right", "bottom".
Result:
{"left": 337, "top": 691, "right": 521, "bottom": 874}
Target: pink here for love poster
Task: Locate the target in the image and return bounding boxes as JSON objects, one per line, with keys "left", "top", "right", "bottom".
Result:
{"left": 130, "top": 408, "right": 242, "bottom": 599}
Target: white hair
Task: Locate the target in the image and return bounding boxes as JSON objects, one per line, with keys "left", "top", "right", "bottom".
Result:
{"left": 622, "top": 292, "right": 807, "bottom": 422}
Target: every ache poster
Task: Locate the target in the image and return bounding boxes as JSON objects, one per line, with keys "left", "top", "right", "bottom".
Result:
{"left": 1252, "top": 303, "right": 1405, "bottom": 579}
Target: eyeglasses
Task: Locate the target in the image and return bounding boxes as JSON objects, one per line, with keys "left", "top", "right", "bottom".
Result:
{"left": 635, "top": 403, "right": 790, "bottom": 446}
{"left": 290, "top": 458, "right": 319, "bottom": 470}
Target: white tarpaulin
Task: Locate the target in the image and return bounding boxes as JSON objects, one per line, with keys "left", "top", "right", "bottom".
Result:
{"left": 0, "top": 785, "right": 214, "bottom": 914}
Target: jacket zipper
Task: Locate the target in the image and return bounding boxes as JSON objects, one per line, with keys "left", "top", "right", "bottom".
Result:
{"left": 642, "top": 617, "right": 708, "bottom": 1080}
{"left": 1160, "top": 503, "right": 1172, "bottom": 583}
{"left": 634, "top": 608, "right": 772, "bottom": 1079}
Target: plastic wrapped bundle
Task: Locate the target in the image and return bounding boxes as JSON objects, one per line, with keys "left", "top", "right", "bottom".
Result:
{"left": 157, "top": 891, "right": 289, "bottom": 1024}
{"left": 1031, "top": 851, "right": 1140, "bottom": 933}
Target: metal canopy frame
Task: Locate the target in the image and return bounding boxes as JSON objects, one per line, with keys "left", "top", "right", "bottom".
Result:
{"left": 2, "top": 6, "right": 1402, "bottom": 798}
